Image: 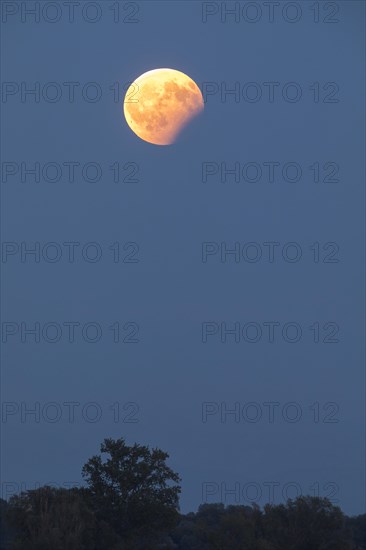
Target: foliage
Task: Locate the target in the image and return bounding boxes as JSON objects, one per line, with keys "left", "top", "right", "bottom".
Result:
{"left": 5, "top": 487, "right": 97, "bottom": 550}
{"left": 81, "top": 437, "right": 181, "bottom": 547}
{"left": 2, "top": 438, "right": 365, "bottom": 549}
{"left": 170, "top": 499, "right": 365, "bottom": 550}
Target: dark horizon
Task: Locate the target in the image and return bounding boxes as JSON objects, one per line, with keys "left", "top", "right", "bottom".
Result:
{"left": 1, "top": 437, "right": 365, "bottom": 549}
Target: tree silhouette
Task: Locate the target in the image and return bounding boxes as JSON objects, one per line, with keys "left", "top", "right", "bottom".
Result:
{"left": 5, "top": 486, "right": 97, "bottom": 550}
{"left": 2, "top": 438, "right": 365, "bottom": 550}
{"left": 82, "top": 437, "right": 181, "bottom": 547}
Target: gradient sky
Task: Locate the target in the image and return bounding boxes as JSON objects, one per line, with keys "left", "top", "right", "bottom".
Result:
{"left": 1, "top": 0, "right": 365, "bottom": 516}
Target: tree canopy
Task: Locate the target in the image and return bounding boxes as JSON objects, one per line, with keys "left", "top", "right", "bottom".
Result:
{"left": 81, "top": 437, "right": 181, "bottom": 547}
{"left": 1, "top": 438, "right": 365, "bottom": 549}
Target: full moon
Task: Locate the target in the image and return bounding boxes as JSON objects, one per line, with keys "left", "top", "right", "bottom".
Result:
{"left": 123, "top": 68, "right": 204, "bottom": 145}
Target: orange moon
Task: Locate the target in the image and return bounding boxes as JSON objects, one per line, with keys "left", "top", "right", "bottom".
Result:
{"left": 123, "top": 68, "right": 204, "bottom": 145}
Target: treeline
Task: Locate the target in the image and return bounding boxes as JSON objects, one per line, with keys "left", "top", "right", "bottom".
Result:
{"left": 0, "top": 438, "right": 365, "bottom": 549}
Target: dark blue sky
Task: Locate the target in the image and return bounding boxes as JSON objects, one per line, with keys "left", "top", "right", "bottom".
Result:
{"left": 1, "top": 1, "right": 365, "bottom": 515}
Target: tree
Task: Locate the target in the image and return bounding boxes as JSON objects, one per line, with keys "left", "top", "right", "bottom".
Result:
{"left": 263, "top": 496, "right": 350, "bottom": 550}
{"left": 3, "top": 440, "right": 364, "bottom": 550}
{"left": 0, "top": 498, "right": 14, "bottom": 550}
{"left": 345, "top": 514, "right": 366, "bottom": 549}
{"left": 5, "top": 486, "right": 98, "bottom": 550}
{"left": 82, "top": 437, "right": 181, "bottom": 547}
{"left": 170, "top": 498, "right": 357, "bottom": 550}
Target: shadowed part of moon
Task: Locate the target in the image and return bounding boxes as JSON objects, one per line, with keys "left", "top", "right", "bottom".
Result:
{"left": 124, "top": 69, "right": 204, "bottom": 145}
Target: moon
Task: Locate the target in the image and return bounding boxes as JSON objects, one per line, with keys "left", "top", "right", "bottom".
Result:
{"left": 123, "top": 68, "right": 204, "bottom": 145}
